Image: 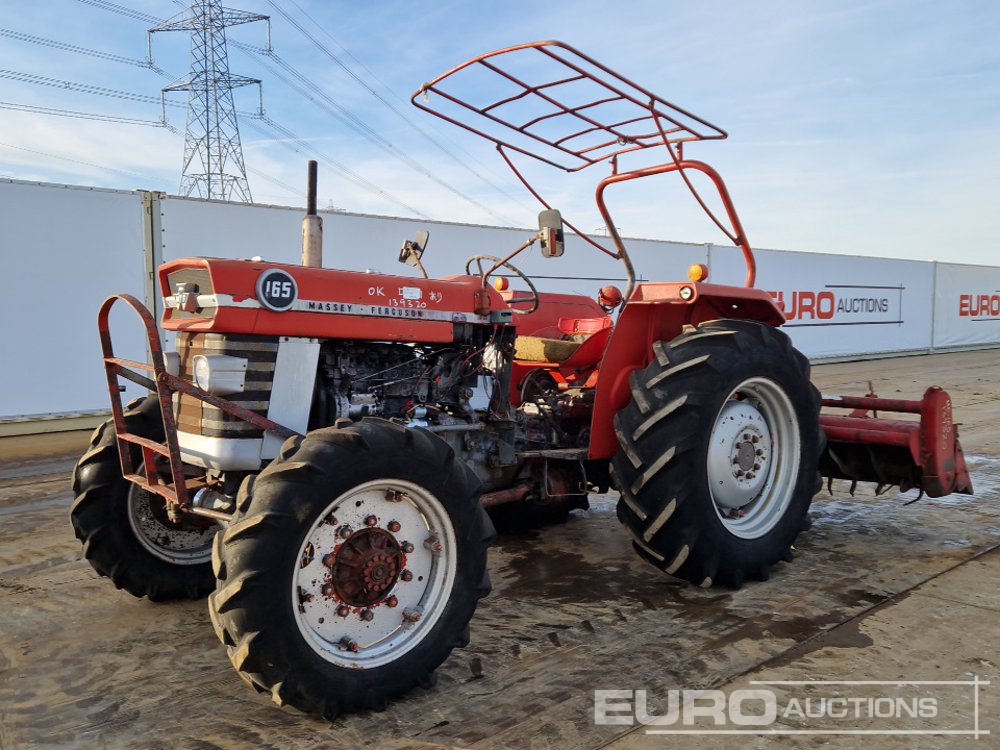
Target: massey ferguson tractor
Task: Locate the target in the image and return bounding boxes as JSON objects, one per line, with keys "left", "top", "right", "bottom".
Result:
{"left": 71, "top": 42, "right": 972, "bottom": 718}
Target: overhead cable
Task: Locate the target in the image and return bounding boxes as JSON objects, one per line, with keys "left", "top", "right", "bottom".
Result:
{"left": 267, "top": 0, "right": 534, "bottom": 214}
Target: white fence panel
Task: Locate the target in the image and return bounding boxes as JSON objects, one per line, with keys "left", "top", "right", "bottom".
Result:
{"left": 3, "top": 184, "right": 998, "bottom": 424}
{"left": 1, "top": 180, "right": 147, "bottom": 419}
{"left": 708, "top": 244, "right": 934, "bottom": 358}
{"left": 933, "top": 262, "right": 1000, "bottom": 348}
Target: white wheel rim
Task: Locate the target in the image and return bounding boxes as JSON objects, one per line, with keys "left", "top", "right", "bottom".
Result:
{"left": 292, "top": 479, "right": 458, "bottom": 669}
{"left": 126, "top": 484, "right": 216, "bottom": 565}
{"left": 706, "top": 377, "right": 801, "bottom": 540}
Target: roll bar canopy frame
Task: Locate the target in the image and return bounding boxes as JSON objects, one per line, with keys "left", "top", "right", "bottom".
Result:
{"left": 412, "top": 40, "right": 757, "bottom": 298}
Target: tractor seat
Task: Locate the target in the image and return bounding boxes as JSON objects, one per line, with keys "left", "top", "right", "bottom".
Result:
{"left": 514, "top": 316, "right": 612, "bottom": 365}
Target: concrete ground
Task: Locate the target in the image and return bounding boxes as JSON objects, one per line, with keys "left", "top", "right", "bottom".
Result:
{"left": 0, "top": 350, "right": 997, "bottom": 749}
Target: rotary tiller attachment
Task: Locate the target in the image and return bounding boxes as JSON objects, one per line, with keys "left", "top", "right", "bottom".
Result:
{"left": 818, "top": 386, "right": 973, "bottom": 500}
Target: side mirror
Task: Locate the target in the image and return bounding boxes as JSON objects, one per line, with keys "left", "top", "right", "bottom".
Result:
{"left": 538, "top": 209, "right": 564, "bottom": 258}
{"left": 399, "top": 229, "right": 430, "bottom": 278}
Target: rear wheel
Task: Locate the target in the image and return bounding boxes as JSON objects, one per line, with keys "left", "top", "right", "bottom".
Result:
{"left": 70, "top": 396, "right": 216, "bottom": 601}
{"left": 209, "top": 419, "right": 493, "bottom": 718}
{"left": 612, "top": 320, "right": 821, "bottom": 588}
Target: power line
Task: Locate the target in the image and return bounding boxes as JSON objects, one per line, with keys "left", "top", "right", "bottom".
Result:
{"left": 0, "top": 95, "right": 417, "bottom": 216}
{"left": 0, "top": 139, "right": 154, "bottom": 179}
{"left": 265, "top": 0, "right": 534, "bottom": 215}
{"left": 68, "top": 0, "right": 445, "bottom": 217}
{"left": 0, "top": 53, "right": 414, "bottom": 212}
{"left": 0, "top": 100, "right": 174, "bottom": 129}
{"left": 0, "top": 68, "right": 173, "bottom": 106}
{"left": 244, "top": 164, "right": 301, "bottom": 198}
{"left": 76, "top": 0, "right": 158, "bottom": 24}
{"left": 0, "top": 28, "right": 165, "bottom": 73}
{"left": 232, "top": 40, "right": 521, "bottom": 226}
{"left": 0, "top": 68, "right": 267, "bottom": 122}
{"left": 245, "top": 114, "right": 430, "bottom": 219}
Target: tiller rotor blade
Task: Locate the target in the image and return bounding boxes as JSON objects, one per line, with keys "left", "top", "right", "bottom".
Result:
{"left": 818, "top": 387, "right": 973, "bottom": 499}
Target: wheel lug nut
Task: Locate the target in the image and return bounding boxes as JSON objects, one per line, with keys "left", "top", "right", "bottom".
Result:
{"left": 747, "top": 472, "right": 756, "bottom": 480}
{"left": 753, "top": 463, "right": 761, "bottom": 471}
{"left": 324, "top": 514, "right": 338, "bottom": 526}
{"left": 336, "top": 605, "right": 350, "bottom": 618}
{"left": 360, "top": 609, "right": 374, "bottom": 622}
{"left": 321, "top": 552, "right": 336, "bottom": 568}
{"left": 321, "top": 583, "right": 335, "bottom": 597}
{"left": 339, "top": 637, "right": 359, "bottom": 652}
{"left": 735, "top": 442, "right": 743, "bottom": 450}
{"left": 401, "top": 570, "right": 413, "bottom": 582}
{"left": 751, "top": 435, "right": 760, "bottom": 444}
{"left": 387, "top": 520, "right": 401, "bottom": 533}
{"left": 401, "top": 542, "right": 415, "bottom": 554}
{"left": 756, "top": 449, "right": 764, "bottom": 456}
{"left": 386, "top": 595, "right": 398, "bottom": 608}
{"left": 339, "top": 525, "right": 353, "bottom": 539}
{"left": 402, "top": 608, "right": 422, "bottom": 625}
{"left": 743, "top": 433, "right": 751, "bottom": 440}
{"left": 732, "top": 457, "right": 740, "bottom": 465}
{"left": 364, "top": 515, "right": 378, "bottom": 527}
{"left": 424, "top": 535, "right": 442, "bottom": 554}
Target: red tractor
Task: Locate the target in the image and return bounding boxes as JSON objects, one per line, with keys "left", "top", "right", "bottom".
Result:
{"left": 71, "top": 42, "right": 971, "bottom": 718}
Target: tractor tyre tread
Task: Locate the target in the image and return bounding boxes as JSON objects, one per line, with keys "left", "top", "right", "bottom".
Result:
{"left": 70, "top": 395, "right": 215, "bottom": 601}
{"left": 612, "top": 320, "right": 821, "bottom": 588}
{"left": 208, "top": 419, "right": 494, "bottom": 719}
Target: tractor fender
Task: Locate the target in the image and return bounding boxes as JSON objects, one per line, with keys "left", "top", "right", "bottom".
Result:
{"left": 588, "top": 282, "right": 785, "bottom": 459}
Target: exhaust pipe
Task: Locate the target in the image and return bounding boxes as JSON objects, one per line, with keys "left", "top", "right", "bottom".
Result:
{"left": 301, "top": 160, "right": 323, "bottom": 267}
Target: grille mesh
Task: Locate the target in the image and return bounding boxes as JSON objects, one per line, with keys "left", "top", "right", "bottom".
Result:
{"left": 175, "top": 333, "right": 279, "bottom": 439}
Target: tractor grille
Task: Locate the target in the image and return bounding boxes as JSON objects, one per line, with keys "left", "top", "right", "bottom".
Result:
{"left": 175, "top": 333, "right": 279, "bottom": 439}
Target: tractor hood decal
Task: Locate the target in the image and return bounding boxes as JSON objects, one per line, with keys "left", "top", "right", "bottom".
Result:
{"left": 165, "top": 293, "right": 490, "bottom": 325}
{"left": 291, "top": 299, "right": 489, "bottom": 324}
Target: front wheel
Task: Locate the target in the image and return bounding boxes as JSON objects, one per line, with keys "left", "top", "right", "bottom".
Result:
{"left": 208, "top": 419, "right": 493, "bottom": 718}
{"left": 612, "top": 320, "right": 821, "bottom": 588}
{"left": 70, "top": 396, "right": 217, "bottom": 601}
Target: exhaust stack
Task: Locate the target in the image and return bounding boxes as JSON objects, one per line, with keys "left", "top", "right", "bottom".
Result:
{"left": 301, "top": 160, "right": 323, "bottom": 267}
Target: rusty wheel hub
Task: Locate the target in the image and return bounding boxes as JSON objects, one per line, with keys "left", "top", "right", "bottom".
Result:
{"left": 294, "top": 479, "right": 458, "bottom": 669}
{"left": 330, "top": 528, "right": 403, "bottom": 606}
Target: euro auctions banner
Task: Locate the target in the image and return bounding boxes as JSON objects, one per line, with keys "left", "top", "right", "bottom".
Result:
{"left": 933, "top": 263, "right": 1000, "bottom": 348}
{"left": 707, "top": 245, "right": 934, "bottom": 359}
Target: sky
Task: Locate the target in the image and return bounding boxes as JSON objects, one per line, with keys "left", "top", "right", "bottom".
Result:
{"left": 0, "top": 0, "right": 997, "bottom": 265}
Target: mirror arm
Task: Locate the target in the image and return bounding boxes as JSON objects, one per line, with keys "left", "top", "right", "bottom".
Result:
{"left": 483, "top": 234, "right": 540, "bottom": 282}
{"left": 411, "top": 243, "right": 429, "bottom": 279}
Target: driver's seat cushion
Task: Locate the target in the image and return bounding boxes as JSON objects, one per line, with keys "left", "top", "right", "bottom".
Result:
{"left": 514, "top": 336, "right": 581, "bottom": 363}
{"left": 514, "top": 316, "right": 612, "bottom": 364}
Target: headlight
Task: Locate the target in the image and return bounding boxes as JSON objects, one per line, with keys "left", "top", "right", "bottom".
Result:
{"left": 191, "top": 354, "right": 248, "bottom": 396}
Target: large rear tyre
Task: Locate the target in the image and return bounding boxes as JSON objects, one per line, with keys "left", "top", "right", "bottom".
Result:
{"left": 208, "top": 419, "right": 494, "bottom": 719}
{"left": 612, "top": 320, "right": 821, "bottom": 588}
{"left": 70, "top": 396, "right": 216, "bottom": 601}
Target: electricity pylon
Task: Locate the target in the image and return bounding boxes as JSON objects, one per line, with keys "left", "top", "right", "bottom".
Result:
{"left": 150, "top": 1, "right": 268, "bottom": 202}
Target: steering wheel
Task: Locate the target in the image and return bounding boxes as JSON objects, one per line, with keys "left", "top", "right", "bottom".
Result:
{"left": 464, "top": 254, "right": 540, "bottom": 314}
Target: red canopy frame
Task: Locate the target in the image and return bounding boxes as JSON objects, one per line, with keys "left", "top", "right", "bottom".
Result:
{"left": 412, "top": 40, "right": 756, "bottom": 296}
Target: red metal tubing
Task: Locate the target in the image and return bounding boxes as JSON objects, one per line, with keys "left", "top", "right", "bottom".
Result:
{"left": 819, "top": 415, "right": 920, "bottom": 435}
{"left": 595, "top": 159, "right": 756, "bottom": 290}
{"left": 819, "top": 424, "right": 913, "bottom": 449}
{"left": 821, "top": 395, "right": 924, "bottom": 414}
{"left": 161, "top": 371, "right": 298, "bottom": 440}
{"left": 98, "top": 294, "right": 190, "bottom": 508}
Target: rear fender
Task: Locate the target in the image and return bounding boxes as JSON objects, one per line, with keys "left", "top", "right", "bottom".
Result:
{"left": 588, "top": 282, "right": 784, "bottom": 459}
